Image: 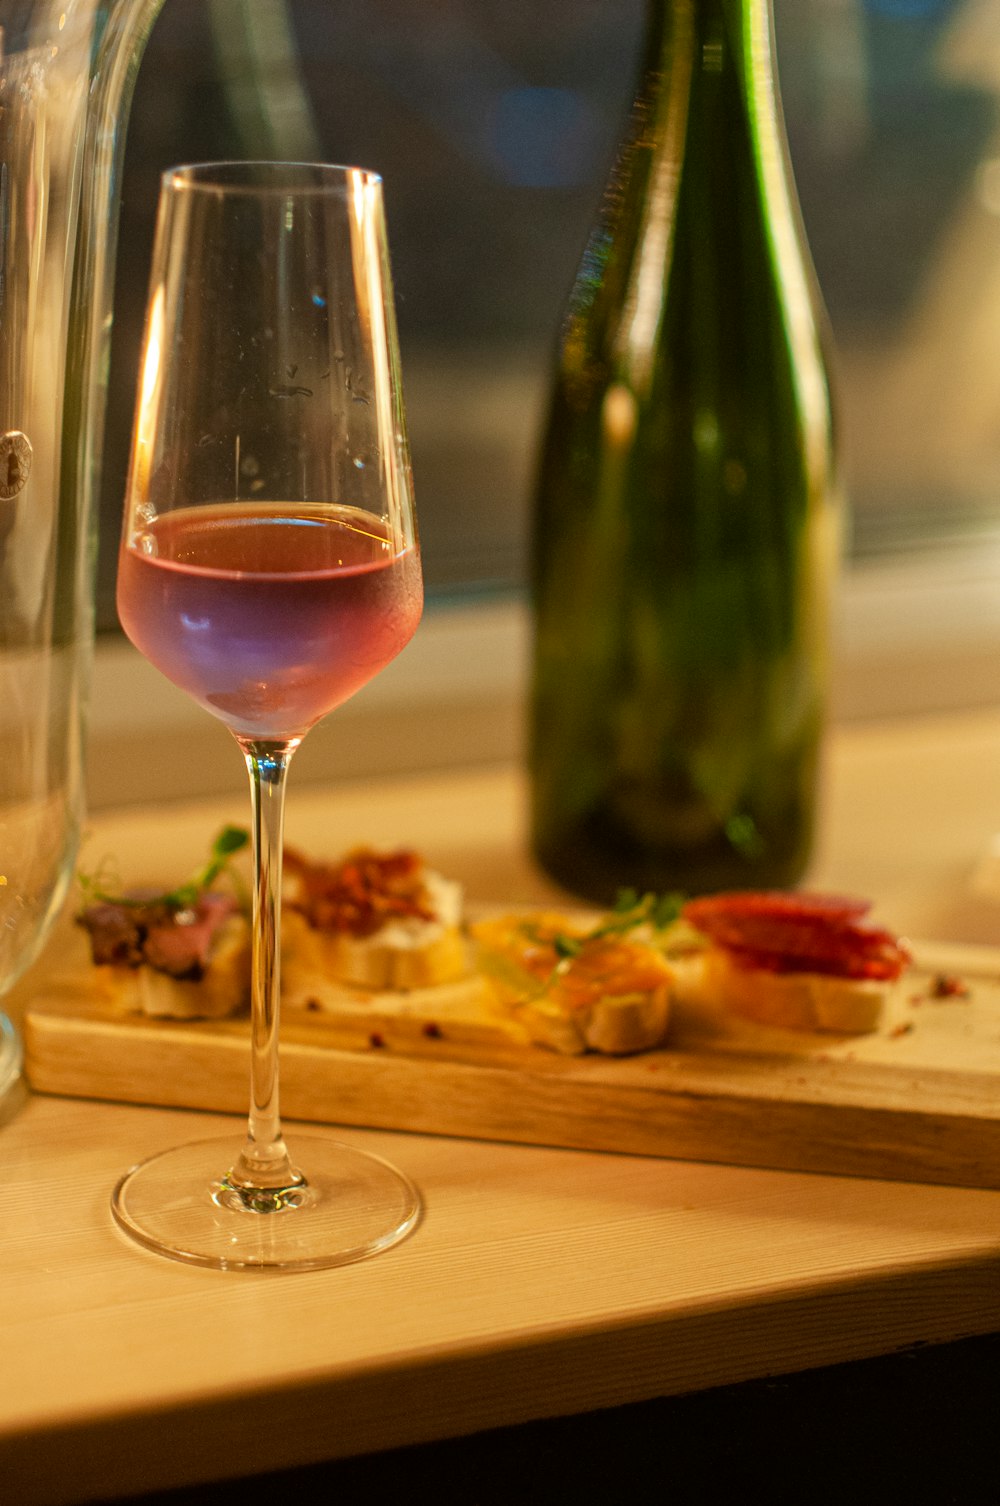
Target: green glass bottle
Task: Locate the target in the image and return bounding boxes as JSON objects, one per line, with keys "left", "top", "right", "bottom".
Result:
{"left": 529, "top": 0, "right": 840, "bottom": 905}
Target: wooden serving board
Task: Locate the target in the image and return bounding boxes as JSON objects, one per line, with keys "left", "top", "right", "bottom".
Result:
{"left": 21, "top": 930, "right": 1000, "bottom": 1190}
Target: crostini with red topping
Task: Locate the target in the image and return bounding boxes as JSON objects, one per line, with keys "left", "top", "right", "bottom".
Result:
{"left": 673, "top": 890, "right": 911, "bottom": 1033}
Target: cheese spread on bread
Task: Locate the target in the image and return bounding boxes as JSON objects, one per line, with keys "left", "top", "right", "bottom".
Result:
{"left": 281, "top": 846, "right": 469, "bottom": 1004}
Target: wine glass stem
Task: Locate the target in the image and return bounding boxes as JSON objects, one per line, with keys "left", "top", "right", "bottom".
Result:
{"left": 233, "top": 737, "right": 301, "bottom": 1193}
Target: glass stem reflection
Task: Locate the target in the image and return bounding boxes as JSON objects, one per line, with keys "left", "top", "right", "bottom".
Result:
{"left": 232, "top": 737, "right": 302, "bottom": 1198}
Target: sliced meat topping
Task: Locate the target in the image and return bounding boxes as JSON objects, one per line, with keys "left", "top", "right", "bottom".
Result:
{"left": 681, "top": 891, "right": 910, "bottom": 981}
{"left": 79, "top": 892, "right": 239, "bottom": 979}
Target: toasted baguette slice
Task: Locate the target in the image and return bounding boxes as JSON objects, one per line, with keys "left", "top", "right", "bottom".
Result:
{"left": 282, "top": 905, "right": 468, "bottom": 998}
{"left": 509, "top": 979, "right": 673, "bottom": 1057}
{"left": 88, "top": 911, "right": 251, "bottom": 1020}
{"left": 672, "top": 946, "right": 890, "bottom": 1034}
{"left": 282, "top": 854, "right": 469, "bottom": 1005}
{"left": 471, "top": 912, "right": 673, "bottom": 1056}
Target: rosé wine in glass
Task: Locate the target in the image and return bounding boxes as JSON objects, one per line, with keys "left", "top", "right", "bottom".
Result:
{"left": 117, "top": 502, "right": 422, "bottom": 738}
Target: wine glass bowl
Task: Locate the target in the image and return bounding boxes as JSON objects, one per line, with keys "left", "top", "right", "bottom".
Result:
{"left": 118, "top": 161, "right": 421, "bottom": 746}
{"left": 112, "top": 162, "right": 423, "bottom": 1270}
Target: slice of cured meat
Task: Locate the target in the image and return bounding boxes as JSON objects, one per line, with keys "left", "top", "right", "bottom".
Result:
{"left": 79, "top": 892, "right": 240, "bottom": 979}
{"left": 681, "top": 891, "right": 909, "bottom": 981}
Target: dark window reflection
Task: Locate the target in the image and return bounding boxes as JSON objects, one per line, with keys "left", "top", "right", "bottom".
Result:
{"left": 98, "top": 0, "right": 1000, "bottom": 634}
{"left": 99, "top": 0, "right": 645, "bottom": 632}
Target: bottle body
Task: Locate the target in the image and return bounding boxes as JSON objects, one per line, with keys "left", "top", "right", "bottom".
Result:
{"left": 529, "top": 0, "right": 840, "bottom": 905}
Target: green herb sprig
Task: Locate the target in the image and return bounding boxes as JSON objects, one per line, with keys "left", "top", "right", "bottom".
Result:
{"left": 78, "top": 824, "right": 250, "bottom": 912}
{"left": 546, "top": 888, "right": 685, "bottom": 962}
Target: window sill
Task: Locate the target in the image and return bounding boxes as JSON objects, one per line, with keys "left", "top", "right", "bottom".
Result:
{"left": 87, "top": 549, "right": 1000, "bottom": 810}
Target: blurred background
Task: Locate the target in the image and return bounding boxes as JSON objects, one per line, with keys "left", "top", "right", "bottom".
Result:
{"left": 96, "top": 0, "right": 1000, "bottom": 633}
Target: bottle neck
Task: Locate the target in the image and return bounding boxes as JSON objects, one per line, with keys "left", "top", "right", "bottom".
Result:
{"left": 637, "top": 0, "right": 776, "bottom": 131}
{"left": 607, "top": 0, "right": 801, "bottom": 386}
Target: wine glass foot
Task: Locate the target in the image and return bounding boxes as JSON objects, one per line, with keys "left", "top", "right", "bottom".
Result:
{"left": 111, "top": 1133, "right": 422, "bottom": 1272}
{"left": 0, "top": 1013, "right": 23, "bottom": 1110}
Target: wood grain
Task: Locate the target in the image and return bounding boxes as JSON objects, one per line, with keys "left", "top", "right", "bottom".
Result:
{"left": 6, "top": 733, "right": 1000, "bottom": 1506}
{"left": 23, "top": 932, "right": 1000, "bottom": 1189}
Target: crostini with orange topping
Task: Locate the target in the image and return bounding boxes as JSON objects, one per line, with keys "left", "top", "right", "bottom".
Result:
{"left": 471, "top": 893, "right": 679, "bottom": 1055}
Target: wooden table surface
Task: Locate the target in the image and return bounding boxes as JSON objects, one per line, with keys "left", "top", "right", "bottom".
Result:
{"left": 5, "top": 708, "right": 1000, "bottom": 1505}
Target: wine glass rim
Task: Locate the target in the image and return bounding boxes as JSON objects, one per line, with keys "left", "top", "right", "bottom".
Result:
{"left": 162, "top": 161, "right": 383, "bottom": 196}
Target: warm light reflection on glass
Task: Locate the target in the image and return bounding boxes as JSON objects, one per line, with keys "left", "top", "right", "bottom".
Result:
{"left": 618, "top": 0, "right": 695, "bottom": 393}
{"left": 132, "top": 282, "right": 165, "bottom": 507}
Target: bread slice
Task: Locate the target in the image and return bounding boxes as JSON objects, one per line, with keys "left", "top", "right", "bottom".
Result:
{"left": 471, "top": 912, "right": 673, "bottom": 1056}
{"left": 281, "top": 851, "right": 470, "bottom": 1007}
{"left": 671, "top": 946, "right": 890, "bottom": 1034}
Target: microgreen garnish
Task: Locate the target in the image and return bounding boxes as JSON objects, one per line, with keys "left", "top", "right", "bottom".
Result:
{"left": 78, "top": 824, "right": 250, "bottom": 911}
{"left": 579, "top": 889, "right": 684, "bottom": 944}
{"left": 528, "top": 890, "right": 685, "bottom": 973}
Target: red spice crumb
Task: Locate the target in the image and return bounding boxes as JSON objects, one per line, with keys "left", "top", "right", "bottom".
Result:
{"left": 422, "top": 1022, "right": 443, "bottom": 1039}
{"left": 368, "top": 1031, "right": 386, "bottom": 1049}
{"left": 889, "top": 1021, "right": 915, "bottom": 1038}
{"left": 908, "top": 994, "right": 924, "bottom": 1006}
{"left": 930, "top": 974, "right": 970, "bottom": 1000}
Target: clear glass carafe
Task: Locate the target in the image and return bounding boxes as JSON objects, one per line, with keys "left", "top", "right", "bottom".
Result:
{"left": 0, "top": 0, "right": 164, "bottom": 1102}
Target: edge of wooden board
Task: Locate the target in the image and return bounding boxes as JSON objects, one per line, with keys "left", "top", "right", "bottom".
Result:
{"left": 22, "top": 995, "right": 1000, "bottom": 1191}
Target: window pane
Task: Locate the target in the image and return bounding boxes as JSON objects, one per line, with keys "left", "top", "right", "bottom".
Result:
{"left": 95, "top": 0, "right": 1000, "bottom": 635}
{"left": 776, "top": 0, "right": 1000, "bottom": 559}
{"left": 97, "top": 0, "right": 644, "bottom": 630}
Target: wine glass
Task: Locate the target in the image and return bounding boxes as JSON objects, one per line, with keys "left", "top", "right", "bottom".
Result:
{"left": 111, "top": 161, "right": 424, "bottom": 1271}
